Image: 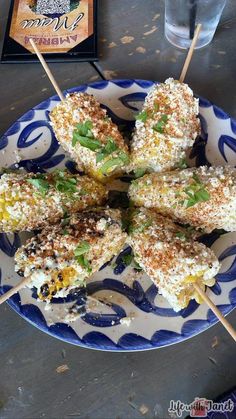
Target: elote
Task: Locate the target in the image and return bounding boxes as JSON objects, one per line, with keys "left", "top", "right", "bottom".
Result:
{"left": 128, "top": 208, "right": 220, "bottom": 311}
{"left": 50, "top": 93, "right": 129, "bottom": 183}
{"left": 128, "top": 78, "right": 200, "bottom": 174}
{"left": 15, "top": 208, "right": 127, "bottom": 301}
{"left": 0, "top": 170, "right": 107, "bottom": 233}
{"left": 129, "top": 165, "right": 236, "bottom": 233}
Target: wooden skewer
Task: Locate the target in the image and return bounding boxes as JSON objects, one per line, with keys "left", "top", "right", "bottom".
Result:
{"left": 0, "top": 41, "right": 63, "bottom": 305}
{"left": 29, "top": 38, "right": 65, "bottom": 101}
{"left": 178, "top": 24, "right": 236, "bottom": 341}
{"left": 0, "top": 278, "right": 110, "bottom": 307}
{"left": 0, "top": 277, "right": 31, "bottom": 305}
{"left": 193, "top": 283, "right": 236, "bottom": 342}
{"left": 1, "top": 277, "right": 235, "bottom": 343}
{"left": 0, "top": 41, "right": 61, "bottom": 305}
{"left": 1, "top": 277, "right": 235, "bottom": 342}
{"left": 179, "top": 23, "right": 202, "bottom": 83}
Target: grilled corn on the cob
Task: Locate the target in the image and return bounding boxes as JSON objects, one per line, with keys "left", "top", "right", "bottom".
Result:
{"left": 15, "top": 208, "right": 127, "bottom": 301}
{"left": 0, "top": 170, "right": 107, "bottom": 233}
{"left": 128, "top": 208, "right": 220, "bottom": 311}
{"left": 50, "top": 93, "right": 129, "bottom": 183}
{"left": 129, "top": 78, "right": 200, "bottom": 174}
{"left": 129, "top": 165, "right": 236, "bottom": 233}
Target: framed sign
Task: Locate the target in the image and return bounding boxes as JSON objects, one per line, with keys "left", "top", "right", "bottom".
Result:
{"left": 1, "top": 0, "right": 97, "bottom": 62}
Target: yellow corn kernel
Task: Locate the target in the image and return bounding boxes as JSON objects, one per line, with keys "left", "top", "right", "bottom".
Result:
{"left": 38, "top": 267, "right": 79, "bottom": 300}
{"left": 3, "top": 211, "right": 10, "bottom": 220}
{"left": 184, "top": 271, "right": 205, "bottom": 284}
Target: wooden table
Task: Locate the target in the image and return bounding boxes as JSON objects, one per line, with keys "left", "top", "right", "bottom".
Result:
{"left": 0, "top": 1, "right": 235, "bottom": 418}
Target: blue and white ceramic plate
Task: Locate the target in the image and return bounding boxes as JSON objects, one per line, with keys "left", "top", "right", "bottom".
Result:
{"left": 0, "top": 80, "right": 236, "bottom": 351}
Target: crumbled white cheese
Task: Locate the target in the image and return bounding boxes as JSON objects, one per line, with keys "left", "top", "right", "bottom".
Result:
{"left": 120, "top": 316, "right": 133, "bottom": 326}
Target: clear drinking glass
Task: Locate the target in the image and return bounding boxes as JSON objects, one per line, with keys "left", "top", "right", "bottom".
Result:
{"left": 165, "top": 0, "right": 226, "bottom": 49}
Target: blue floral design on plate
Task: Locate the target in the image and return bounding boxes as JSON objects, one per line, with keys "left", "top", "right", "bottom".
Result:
{"left": 0, "top": 79, "right": 235, "bottom": 351}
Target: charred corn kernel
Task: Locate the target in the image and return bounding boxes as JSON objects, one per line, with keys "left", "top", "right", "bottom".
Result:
{"left": 129, "top": 165, "right": 236, "bottom": 233}
{"left": 128, "top": 208, "right": 220, "bottom": 312}
{"left": 0, "top": 170, "right": 107, "bottom": 233}
{"left": 128, "top": 78, "right": 200, "bottom": 174}
{"left": 50, "top": 93, "right": 129, "bottom": 183}
{"left": 15, "top": 208, "right": 127, "bottom": 301}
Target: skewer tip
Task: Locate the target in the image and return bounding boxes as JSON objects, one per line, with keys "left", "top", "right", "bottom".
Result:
{"left": 29, "top": 38, "right": 65, "bottom": 102}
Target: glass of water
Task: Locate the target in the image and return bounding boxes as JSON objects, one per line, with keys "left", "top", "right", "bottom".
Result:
{"left": 165, "top": 0, "right": 226, "bottom": 49}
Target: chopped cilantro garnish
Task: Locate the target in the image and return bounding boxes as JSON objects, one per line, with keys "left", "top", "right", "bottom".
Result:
{"left": 129, "top": 219, "right": 152, "bottom": 234}
{"left": 194, "top": 189, "right": 210, "bottom": 202}
{"left": 54, "top": 172, "right": 77, "bottom": 194}
{"left": 74, "top": 241, "right": 92, "bottom": 273}
{"left": 130, "top": 178, "right": 139, "bottom": 188}
{"left": 100, "top": 151, "right": 129, "bottom": 175}
{"left": 76, "top": 255, "right": 92, "bottom": 273}
{"left": 192, "top": 173, "right": 201, "bottom": 184}
{"left": 135, "top": 110, "right": 148, "bottom": 123}
{"left": 27, "top": 176, "right": 49, "bottom": 197}
{"left": 133, "top": 260, "right": 143, "bottom": 271}
{"left": 184, "top": 193, "right": 200, "bottom": 208}
{"left": 119, "top": 151, "right": 130, "bottom": 164}
{"left": 51, "top": 171, "right": 78, "bottom": 194}
{"left": 121, "top": 254, "right": 133, "bottom": 266}
{"left": 153, "top": 114, "right": 168, "bottom": 133}
{"left": 74, "top": 241, "right": 90, "bottom": 256}
{"left": 96, "top": 153, "right": 105, "bottom": 164}
{"left": 177, "top": 158, "right": 188, "bottom": 169}
{"left": 73, "top": 120, "right": 93, "bottom": 138}
{"left": 62, "top": 229, "right": 69, "bottom": 235}
{"left": 135, "top": 105, "right": 160, "bottom": 122}
{"left": 180, "top": 173, "right": 210, "bottom": 208}
{"left": 72, "top": 120, "right": 101, "bottom": 150}
{"left": 76, "top": 136, "right": 101, "bottom": 151}
{"left": 113, "top": 251, "right": 143, "bottom": 272}
{"left": 72, "top": 121, "right": 128, "bottom": 173}
{"left": 175, "top": 231, "right": 186, "bottom": 240}
{"left": 100, "top": 158, "right": 124, "bottom": 174}
{"left": 104, "top": 137, "right": 118, "bottom": 154}
{"left": 134, "top": 168, "right": 146, "bottom": 178}
{"left": 96, "top": 137, "right": 118, "bottom": 163}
